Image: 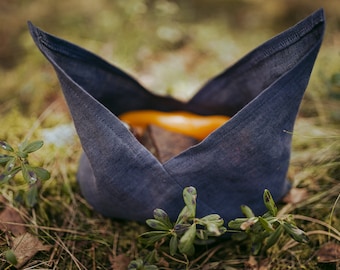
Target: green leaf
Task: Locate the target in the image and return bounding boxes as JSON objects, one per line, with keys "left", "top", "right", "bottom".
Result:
{"left": 30, "top": 166, "right": 50, "bottom": 181}
{"left": 16, "top": 151, "right": 28, "bottom": 158}
{"left": 264, "top": 224, "right": 283, "bottom": 249}
{"left": 5, "top": 249, "right": 17, "bottom": 265}
{"left": 228, "top": 218, "right": 248, "bottom": 230}
{"left": 146, "top": 219, "right": 170, "bottom": 231}
{"left": 0, "top": 141, "right": 14, "bottom": 152}
{"left": 263, "top": 189, "right": 278, "bottom": 216}
{"left": 198, "top": 215, "right": 225, "bottom": 235}
{"left": 0, "top": 154, "right": 14, "bottom": 164}
{"left": 19, "top": 140, "right": 43, "bottom": 154}
{"left": 4, "top": 157, "right": 16, "bottom": 172}
{"left": 200, "top": 214, "right": 221, "bottom": 221}
{"left": 200, "top": 214, "right": 224, "bottom": 227}
{"left": 169, "top": 234, "right": 178, "bottom": 256}
{"left": 0, "top": 173, "right": 8, "bottom": 183}
{"left": 21, "top": 163, "right": 38, "bottom": 184}
{"left": 178, "top": 223, "right": 196, "bottom": 256}
{"left": 153, "top": 208, "right": 172, "bottom": 228}
{"left": 231, "top": 232, "right": 248, "bottom": 241}
{"left": 258, "top": 217, "right": 274, "bottom": 232}
{"left": 252, "top": 241, "right": 262, "bottom": 255}
{"left": 128, "top": 259, "right": 159, "bottom": 270}
{"left": 144, "top": 249, "right": 159, "bottom": 265}
{"left": 174, "top": 223, "right": 191, "bottom": 235}
{"left": 0, "top": 167, "right": 21, "bottom": 183}
{"left": 195, "top": 228, "right": 207, "bottom": 240}
{"left": 182, "top": 186, "right": 197, "bottom": 218}
{"left": 282, "top": 222, "right": 309, "bottom": 244}
{"left": 241, "top": 205, "right": 255, "bottom": 218}
{"left": 128, "top": 259, "right": 144, "bottom": 270}
{"left": 176, "top": 206, "right": 192, "bottom": 224}
{"left": 139, "top": 231, "right": 169, "bottom": 245}
{"left": 206, "top": 222, "right": 222, "bottom": 236}
{"left": 218, "top": 226, "right": 227, "bottom": 235}
{"left": 26, "top": 184, "right": 39, "bottom": 207}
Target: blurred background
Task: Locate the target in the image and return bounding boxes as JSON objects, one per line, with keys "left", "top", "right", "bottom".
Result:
{"left": 0, "top": 0, "right": 339, "bottom": 136}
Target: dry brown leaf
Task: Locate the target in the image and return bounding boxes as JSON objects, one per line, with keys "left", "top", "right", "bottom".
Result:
{"left": 11, "top": 232, "right": 51, "bottom": 268}
{"left": 0, "top": 205, "right": 27, "bottom": 236}
{"left": 140, "top": 124, "right": 198, "bottom": 163}
{"left": 111, "top": 254, "right": 131, "bottom": 270}
{"left": 282, "top": 188, "right": 308, "bottom": 204}
{"left": 244, "top": 255, "right": 258, "bottom": 269}
{"left": 0, "top": 194, "right": 7, "bottom": 204}
{"left": 316, "top": 242, "right": 340, "bottom": 263}
{"left": 258, "top": 258, "right": 270, "bottom": 270}
{"left": 157, "top": 256, "right": 169, "bottom": 268}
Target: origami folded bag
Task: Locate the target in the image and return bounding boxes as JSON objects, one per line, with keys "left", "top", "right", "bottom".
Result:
{"left": 28, "top": 9, "right": 325, "bottom": 222}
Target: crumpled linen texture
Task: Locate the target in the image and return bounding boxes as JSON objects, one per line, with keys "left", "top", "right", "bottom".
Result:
{"left": 28, "top": 9, "right": 325, "bottom": 222}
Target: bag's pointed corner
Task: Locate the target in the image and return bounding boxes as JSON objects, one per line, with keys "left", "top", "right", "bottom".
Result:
{"left": 316, "top": 7, "right": 325, "bottom": 19}
{"left": 27, "top": 21, "right": 41, "bottom": 44}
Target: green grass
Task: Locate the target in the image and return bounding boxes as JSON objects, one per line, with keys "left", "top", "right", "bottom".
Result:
{"left": 0, "top": 1, "right": 339, "bottom": 269}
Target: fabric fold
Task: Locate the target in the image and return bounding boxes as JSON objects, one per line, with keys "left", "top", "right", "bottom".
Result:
{"left": 28, "top": 8, "right": 325, "bottom": 222}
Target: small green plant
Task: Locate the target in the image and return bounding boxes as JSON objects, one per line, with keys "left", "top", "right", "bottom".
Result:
{"left": 0, "top": 140, "right": 50, "bottom": 207}
{"left": 138, "top": 186, "right": 226, "bottom": 258}
{"left": 228, "top": 189, "right": 309, "bottom": 255}
{"left": 137, "top": 187, "right": 310, "bottom": 267}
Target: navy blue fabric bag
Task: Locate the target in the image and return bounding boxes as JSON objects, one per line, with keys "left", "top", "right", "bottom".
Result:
{"left": 28, "top": 9, "right": 325, "bottom": 222}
